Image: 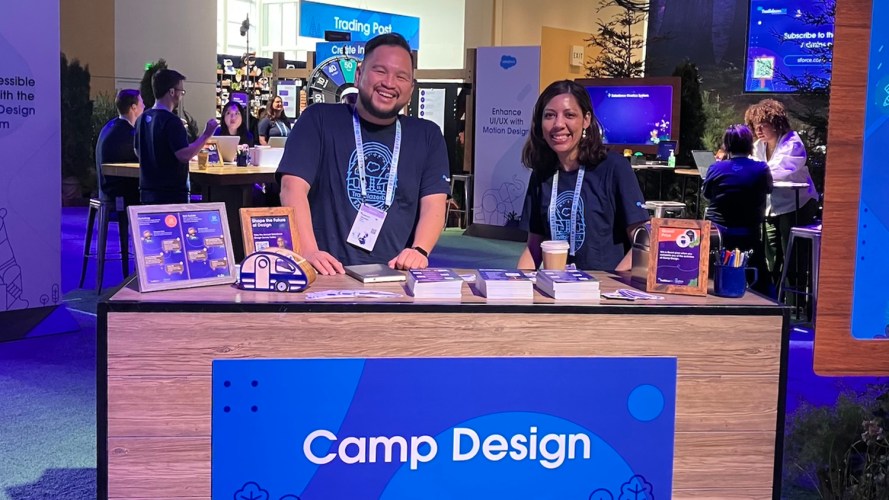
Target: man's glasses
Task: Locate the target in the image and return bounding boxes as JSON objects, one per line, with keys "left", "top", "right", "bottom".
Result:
{"left": 173, "top": 88, "right": 187, "bottom": 95}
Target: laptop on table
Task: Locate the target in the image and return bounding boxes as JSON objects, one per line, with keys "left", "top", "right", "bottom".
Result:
{"left": 691, "top": 150, "right": 717, "bottom": 179}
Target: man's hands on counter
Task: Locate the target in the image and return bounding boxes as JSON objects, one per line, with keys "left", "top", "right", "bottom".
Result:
{"left": 388, "top": 248, "right": 429, "bottom": 270}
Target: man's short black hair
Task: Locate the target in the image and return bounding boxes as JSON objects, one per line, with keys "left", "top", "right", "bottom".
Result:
{"left": 116, "top": 89, "right": 141, "bottom": 115}
{"left": 152, "top": 69, "right": 186, "bottom": 99}
{"left": 364, "top": 33, "right": 414, "bottom": 66}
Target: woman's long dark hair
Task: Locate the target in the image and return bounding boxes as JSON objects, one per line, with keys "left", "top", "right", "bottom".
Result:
{"left": 521, "top": 80, "right": 607, "bottom": 179}
{"left": 219, "top": 101, "right": 250, "bottom": 139}
{"left": 263, "top": 94, "right": 288, "bottom": 123}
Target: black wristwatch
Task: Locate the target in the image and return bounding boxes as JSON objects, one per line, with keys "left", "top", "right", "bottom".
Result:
{"left": 412, "top": 246, "right": 429, "bottom": 257}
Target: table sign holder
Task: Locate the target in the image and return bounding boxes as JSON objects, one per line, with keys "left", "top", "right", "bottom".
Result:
{"left": 128, "top": 202, "right": 237, "bottom": 292}
{"left": 206, "top": 140, "right": 222, "bottom": 166}
{"left": 239, "top": 206, "right": 300, "bottom": 255}
{"left": 647, "top": 218, "right": 711, "bottom": 296}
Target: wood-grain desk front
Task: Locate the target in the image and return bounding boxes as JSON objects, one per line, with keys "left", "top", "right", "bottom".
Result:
{"left": 98, "top": 272, "right": 789, "bottom": 499}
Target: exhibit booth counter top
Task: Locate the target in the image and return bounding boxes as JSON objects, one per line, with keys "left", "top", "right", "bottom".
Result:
{"left": 99, "top": 270, "right": 789, "bottom": 498}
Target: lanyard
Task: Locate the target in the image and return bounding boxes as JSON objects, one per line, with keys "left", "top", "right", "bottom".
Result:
{"left": 548, "top": 166, "right": 585, "bottom": 256}
{"left": 352, "top": 109, "right": 401, "bottom": 209}
{"left": 274, "top": 120, "right": 288, "bottom": 137}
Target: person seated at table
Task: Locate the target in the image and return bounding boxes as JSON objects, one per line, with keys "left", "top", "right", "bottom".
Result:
{"left": 214, "top": 100, "right": 254, "bottom": 147}
{"left": 703, "top": 124, "right": 773, "bottom": 295}
{"left": 257, "top": 95, "right": 291, "bottom": 145}
{"left": 135, "top": 69, "right": 218, "bottom": 204}
{"left": 517, "top": 80, "right": 650, "bottom": 272}
{"left": 95, "top": 89, "right": 144, "bottom": 206}
{"left": 744, "top": 99, "right": 819, "bottom": 287}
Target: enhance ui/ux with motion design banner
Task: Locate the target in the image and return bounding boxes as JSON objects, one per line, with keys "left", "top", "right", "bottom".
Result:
{"left": 212, "top": 357, "right": 677, "bottom": 499}
{"left": 745, "top": 0, "right": 835, "bottom": 93}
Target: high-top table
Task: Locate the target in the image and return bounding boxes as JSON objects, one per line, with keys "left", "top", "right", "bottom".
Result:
{"left": 98, "top": 271, "right": 789, "bottom": 499}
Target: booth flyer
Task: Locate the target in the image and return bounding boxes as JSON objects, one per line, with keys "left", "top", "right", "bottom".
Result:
{"left": 654, "top": 227, "right": 701, "bottom": 287}
{"left": 250, "top": 215, "right": 294, "bottom": 251}
{"left": 179, "top": 210, "right": 230, "bottom": 279}
{"left": 135, "top": 211, "right": 228, "bottom": 284}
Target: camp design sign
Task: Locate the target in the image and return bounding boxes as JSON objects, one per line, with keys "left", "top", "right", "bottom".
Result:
{"left": 212, "top": 357, "right": 677, "bottom": 499}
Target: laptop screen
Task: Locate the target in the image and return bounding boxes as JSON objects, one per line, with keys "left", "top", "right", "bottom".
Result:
{"left": 656, "top": 140, "right": 677, "bottom": 161}
{"left": 691, "top": 150, "right": 716, "bottom": 178}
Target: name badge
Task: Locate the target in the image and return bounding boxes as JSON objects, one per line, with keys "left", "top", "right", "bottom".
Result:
{"left": 347, "top": 203, "right": 387, "bottom": 252}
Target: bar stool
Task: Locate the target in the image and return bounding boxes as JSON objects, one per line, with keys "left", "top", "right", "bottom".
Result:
{"left": 446, "top": 174, "right": 472, "bottom": 229}
{"left": 643, "top": 200, "right": 686, "bottom": 218}
{"left": 80, "top": 198, "right": 130, "bottom": 293}
{"left": 777, "top": 224, "right": 821, "bottom": 324}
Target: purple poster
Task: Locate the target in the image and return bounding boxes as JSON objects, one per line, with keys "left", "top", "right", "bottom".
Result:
{"left": 655, "top": 227, "right": 701, "bottom": 287}
{"left": 249, "top": 215, "right": 294, "bottom": 251}
{"left": 135, "top": 210, "right": 230, "bottom": 285}
{"left": 585, "top": 85, "right": 674, "bottom": 146}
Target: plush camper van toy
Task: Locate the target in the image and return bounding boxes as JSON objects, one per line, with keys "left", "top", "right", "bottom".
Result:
{"left": 238, "top": 248, "right": 316, "bottom": 292}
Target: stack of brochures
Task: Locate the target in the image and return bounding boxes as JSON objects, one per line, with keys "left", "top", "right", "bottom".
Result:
{"left": 407, "top": 269, "right": 464, "bottom": 298}
{"left": 475, "top": 269, "right": 534, "bottom": 299}
{"left": 535, "top": 270, "right": 600, "bottom": 300}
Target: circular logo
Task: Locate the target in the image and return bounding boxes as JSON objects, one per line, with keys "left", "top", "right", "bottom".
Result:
{"left": 346, "top": 141, "right": 397, "bottom": 210}
{"left": 164, "top": 215, "right": 178, "bottom": 228}
{"left": 675, "top": 229, "right": 697, "bottom": 248}
{"left": 551, "top": 190, "right": 586, "bottom": 250}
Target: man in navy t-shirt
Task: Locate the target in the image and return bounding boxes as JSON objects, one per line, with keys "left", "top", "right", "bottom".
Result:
{"left": 95, "top": 89, "right": 144, "bottom": 206}
{"left": 277, "top": 33, "right": 450, "bottom": 274}
{"left": 135, "top": 69, "right": 218, "bottom": 204}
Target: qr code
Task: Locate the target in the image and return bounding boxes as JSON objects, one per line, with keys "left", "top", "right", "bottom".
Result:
{"left": 256, "top": 241, "right": 269, "bottom": 250}
{"left": 753, "top": 57, "right": 775, "bottom": 79}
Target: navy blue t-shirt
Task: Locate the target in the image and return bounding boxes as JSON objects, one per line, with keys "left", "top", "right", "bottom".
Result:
{"left": 135, "top": 108, "right": 189, "bottom": 199}
{"left": 258, "top": 117, "right": 291, "bottom": 143}
{"left": 703, "top": 157, "right": 773, "bottom": 228}
{"left": 520, "top": 152, "right": 650, "bottom": 271}
{"left": 95, "top": 117, "right": 139, "bottom": 203}
{"left": 277, "top": 104, "right": 451, "bottom": 265}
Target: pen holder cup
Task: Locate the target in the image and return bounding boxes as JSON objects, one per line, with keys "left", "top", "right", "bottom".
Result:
{"left": 713, "top": 265, "right": 758, "bottom": 298}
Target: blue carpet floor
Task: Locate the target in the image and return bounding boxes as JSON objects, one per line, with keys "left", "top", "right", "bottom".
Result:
{"left": 0, "top": 207, "right": 883, "bottom": 499}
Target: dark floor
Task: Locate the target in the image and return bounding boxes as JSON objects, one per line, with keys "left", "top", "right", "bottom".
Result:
{"left": 0, "top": 207, "right": 882, "bottom": 499}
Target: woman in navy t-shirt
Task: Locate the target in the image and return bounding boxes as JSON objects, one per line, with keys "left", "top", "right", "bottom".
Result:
{"left": 257, "top": 95, "right": 291, "bottom": 145}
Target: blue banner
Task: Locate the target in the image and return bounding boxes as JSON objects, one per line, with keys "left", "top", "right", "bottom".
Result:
{"left": 212, "top": 357, "right": 677, "bottom": 499}
{"left": 315, "top": 41, "right": 366, "bottom": 63}
{"left": 300, "top": 1, "right": 419, "bottom": 49}
{"left": 852, "top": 0, "right": 889, "bottom": 339}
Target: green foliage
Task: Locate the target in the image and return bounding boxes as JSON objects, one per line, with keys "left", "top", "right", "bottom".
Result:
{"left": 783, "top": 383, "right": 889, "bottom": 499}
{"left": 585, "top": 0, "right": 646, "bottom": 78}
{"left": 672, "top": 61, "right": 706, "bottom": 165}
{"left": 60, "top": 53, "right": 94, "bottom": 195}
{"left": 140, "top": 58, "right": 167, "bottom": 109}
{"left": 700, "top": 90, "right": 738, "bottom": 152}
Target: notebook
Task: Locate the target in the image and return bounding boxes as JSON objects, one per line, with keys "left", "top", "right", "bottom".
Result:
{"left": 344, "top": 263, "right": 406, "bottom": 283}
{"left": 691, "top": 150, "right": 717, "bottom": 178}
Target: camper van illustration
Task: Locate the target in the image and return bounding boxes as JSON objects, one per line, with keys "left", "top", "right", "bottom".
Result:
{"left": 239, "top": 251, "right": 310, "bottom": 292}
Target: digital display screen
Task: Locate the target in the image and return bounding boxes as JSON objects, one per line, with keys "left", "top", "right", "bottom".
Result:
{"left": 745, "top": 0, "right": 834, "bottom": 93}
{"left": 586, "top": 85, "right": 675, "bottom": 146}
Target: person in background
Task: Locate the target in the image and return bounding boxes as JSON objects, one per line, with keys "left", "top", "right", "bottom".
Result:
{"left": 257, "top": 95, "right": 290, "bottom": 145}
{"left": 135, "top": 69, "right": 217, "bottom": 204}
{"left": 277, "top": 32, "right": 450, "bottom": 274}
{"left": 517, "top": 80, "right": 650, "bottom": 272}
{"left": 703, "top": 124, "right": 773, "bottom": 295}
{"left": 215, "top": 100, "right": 254, "bottom": 146}
{"left": 95, "top": 89, "right": 144, "bottom": 206}
{"left": 744, "top": 98, "right": 819, "bottom": 287}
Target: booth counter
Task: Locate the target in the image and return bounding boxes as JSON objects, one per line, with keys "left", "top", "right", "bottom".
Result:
{"left": 98, "top": 272, "right": 788, "bottom": 499}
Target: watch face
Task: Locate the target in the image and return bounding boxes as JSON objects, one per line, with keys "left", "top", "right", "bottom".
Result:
{"left": 307, "top": 55, "right": 360, "bottom": 105}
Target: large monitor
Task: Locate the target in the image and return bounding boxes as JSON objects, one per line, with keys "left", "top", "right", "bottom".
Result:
{"left": 744, "top": 0, "right": 835, "bottom": 93}
{"left": 576, "top": 77, "right": 681, "bottom": 156}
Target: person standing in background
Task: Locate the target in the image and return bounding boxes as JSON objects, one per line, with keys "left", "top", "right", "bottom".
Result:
{"left": 257, "top": 95, "right": 290, "bottom": 145}
{"left": 95, "top": 89, "right": 144, "bottom": 206}
{"left": 135, "top": 69, "right": 217, "bottom": 204}
{"left": 745, "top": 99, "right": 819, "bottom": 287}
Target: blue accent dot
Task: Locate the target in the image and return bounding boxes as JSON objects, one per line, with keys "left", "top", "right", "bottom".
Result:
{"left": 223, "top": 406, "right": 231, "bottom": 413}
{"left": 223, "top": 380, "right": 231, "bottom": 388}
{"left": 628, "top": 384, "right": 665, "bottom": 422}
{"left": 251, "top": 380, "right": 258, "bottom": 387}
{"left": 251, "top": 405, "right": 258, "bottom": 413}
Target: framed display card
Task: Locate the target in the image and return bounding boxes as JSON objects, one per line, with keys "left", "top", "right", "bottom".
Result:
{"left": 206, "top": 140, "right": 221, "bottom": 165}
{"left": 239, "top": 207, "right": 300, "bottom": 255}
{"left": 128, "top": 203, "right": 237, "bottom": 292}
{"left": 647, "top": 218, "right": 711, "bottom": 296}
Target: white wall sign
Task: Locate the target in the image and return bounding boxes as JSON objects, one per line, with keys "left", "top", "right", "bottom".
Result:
{"left": 418, "top": 88, "right": 446, "bottom": 133}
{"left": 472, "top": 46, "right": 540, "bottom": 229}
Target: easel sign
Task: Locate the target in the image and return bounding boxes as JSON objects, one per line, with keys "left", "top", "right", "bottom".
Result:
{"left": 647, "top": 218, "right": 711, "bottom": 296}
{"left": 206, "top": 140, "right": 222, "bottom": 165}
{"left": 128, "top": 202, "right": 237, "bottom": 292}
{"left": 239, "top": 207, "right": 300, "bottom": 255}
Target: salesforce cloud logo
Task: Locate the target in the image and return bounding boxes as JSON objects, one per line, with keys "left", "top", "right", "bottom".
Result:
{"left": 500, "top": 55, "right": 517, "bottom": 69}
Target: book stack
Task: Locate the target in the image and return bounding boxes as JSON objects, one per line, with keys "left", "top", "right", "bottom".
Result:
{"left": 475, "top": 269, "right": 534, "bottom": 300}
{"left": 536, "top": 270, "right": 600, "bottom": 300}
{"left": 407, "top": 269, "right": 464, "bottom": 298}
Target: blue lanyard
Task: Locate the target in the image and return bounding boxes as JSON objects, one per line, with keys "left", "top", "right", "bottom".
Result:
{"left": 548, "top": 166, "right": 585, "bottom": 256}
{"left": 352, "top": 110, "right": 401, "bottom": 209}
{"left": 275, "top": 120, "right": 288, "bottom": 136}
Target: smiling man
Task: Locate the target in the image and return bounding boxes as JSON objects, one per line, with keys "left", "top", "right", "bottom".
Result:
{"left": 277, "top": 33, "right": 450, "bottom": 274}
